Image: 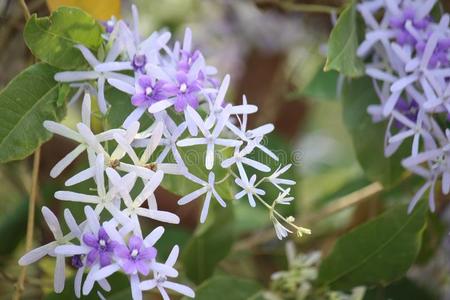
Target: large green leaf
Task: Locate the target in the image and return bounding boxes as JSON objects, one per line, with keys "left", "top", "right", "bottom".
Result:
{"left": 183, "top": 276, "right": 262, "bottom": 300}
{"left": 24, "top": 7, "right": 103, "bottom": 70}
{"left": 342, "top": 77, "right": 408, "bottom": 187}
{"left": 0, "top": 63, "right": 66, "bottom": 163}
{"left": 182, "top": 205, "right": 235, "bottom": 284}
{"left": 324, "top": 1, "right": 364, "bottom": 77}
{"left": 318, "top": 202, "right": 428, "bottom": 290}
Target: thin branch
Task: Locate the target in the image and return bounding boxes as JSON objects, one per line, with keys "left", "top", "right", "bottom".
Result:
{"left": 302, "top": 182, "right": 383, "bottom": 224}
{"left": 18, "top": 0, "right": 30, "bottom": 20}
{"left": 233, "top": 181, "right": 383, "bottom": 251}
{"left": 14, "top": 145, "right": 41, "bottom": 300}
{"left": 256, "top": 0, "right": 342, "bottom": 14}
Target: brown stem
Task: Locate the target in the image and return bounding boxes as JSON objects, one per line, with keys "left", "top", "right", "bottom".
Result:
{"left": 14, "top": 147, "right": 41, "bottom": 300}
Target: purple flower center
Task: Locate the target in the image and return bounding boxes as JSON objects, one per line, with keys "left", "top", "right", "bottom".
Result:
{"left": 71, "top": 255, "right": 84, "bottom": 269}
{"left": 165, "top": 71, "right": 202, "bottom": 112}
{"left": 132, "top": 54, "right": 147, "bottom": 72}
{"left": 131, "top": 75, "right": 168, "bottom": 107}
{"left": 102, "top": 18, "right": 116, "bottom": 34}
{"left": 82, "top": 227, "right": 116, "bottom": 267}
{"left": 115, "top": 235, "right": 157, "bottom": 276}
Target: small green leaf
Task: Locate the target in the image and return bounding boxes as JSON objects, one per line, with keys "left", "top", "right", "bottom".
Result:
{"left": 324, "top": 1, "right": 364, "bottom": 77}
{"left": 342, "top": 77, "right": 408, "bottom": 187}
{"left": 183, "top": 276, "right": 262, "bottom": 300}
{"left": 24, "top": 7, "right": 103, "bottom": 70}
{"left": 318, "top": 202, "right": 428, "bottom": 290}
{"left": 0, "top": 63, "right": 66, "bottom": 163}
{"left": 182, "top": 205, "right": 235, "bottom": 284}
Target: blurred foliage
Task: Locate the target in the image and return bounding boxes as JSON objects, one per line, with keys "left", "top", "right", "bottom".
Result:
{"left": 318, "top": 202, "right": 427, "bottom": 290}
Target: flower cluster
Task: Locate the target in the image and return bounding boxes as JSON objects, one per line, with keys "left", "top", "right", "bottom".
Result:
{"left": 263, "top": 242, "right": 366, "bottom": 300}
{"left": 18, "top": 5, "right": 310, "bottom": 298}
{"left": 357, "top": 0, "right": 450, "bottom": 212}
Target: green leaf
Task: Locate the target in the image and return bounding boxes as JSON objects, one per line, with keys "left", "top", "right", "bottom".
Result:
{"left": 183, "top": 275, "right": 262, "bottom": 300}
{"left": 324, "top": 1, "right": 364, "bottom": 77}
{"left": 182, "top": 205, "right": 235, "bottom": 284}
{"left": 302, "top": 67, "right": 340, "bottom": 101}
{"left": 24, "top": 7, "right": 103, "bottom": 70}
{"left": 318, "top": 202, "right": 428, "bottom": 290}
{"left": 0, "top": 63, "right": 66, "bottom": 163}
{"left": 342, "top": 77, "right": 408, "bottom": 187}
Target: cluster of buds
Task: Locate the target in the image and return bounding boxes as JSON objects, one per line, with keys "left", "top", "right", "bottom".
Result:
{"left": 358, "top": 0, "right": 450, "bottom": 212}
{"left": 18, "top": 5, "right": 310, "bottom": 299}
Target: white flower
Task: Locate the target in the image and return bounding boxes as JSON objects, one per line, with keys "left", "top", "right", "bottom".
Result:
{"left": 271, "top": 216, "right": 292, "bottom": 240}
{"left": 18, "top": 207, "right": 78, "bottom": 293}
{"left": 105, "top": 168, "right": 180, "bottom": 236}
{"left": 54, "top": 44, "right": 133, "bottom": 113}
{"left": 221, "top": 144, "right": 270, "bottom": 172}
{"left": 114, "top": 121, "right": 185, "bottom": 177}
{"left": 140, "top": 245, "right": 195, "bottom": 300}
{"left": 55, "top": 154, "right": 133, "bottom": 226}
{"left": 226, "top": 99, "right": 277, "bottom": 161}
{"left": 275, "top": 188, "right": 294, "bottom": 205}
{"left": 268, "top": 164, "right": 296, "bottom": 191}
{"left": 177, "top": 172, "right": 227, "bottom": 223}
{"left": 204, "top": 77, "right": 257, "bottom": 130}
{"left": 177, "top": 106, "right": 242, "bottom": 169}
{"left": 43, "top": 93, "right": 124, "bottom": 178}
{"left": 234, "top": 173, "right": 265, "bottom": 207}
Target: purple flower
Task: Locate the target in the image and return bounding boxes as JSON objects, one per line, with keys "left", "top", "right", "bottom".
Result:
{"left": 83, "top": 227, "right": 116, "bottom": 267}
{"left": 115, "top": 235, "right": 157, "bottom": 276}
{"left": 417, "top": 38, "right": 450, "bottom": 68}
{"left": 166, "top": 72, "right": 202, "bottom": 112}
{"left": 131, "top": 75, "right": 168, "bottom": 107}
{"left": 132, "top": 54, "right": 147, "bottom": 72}
{"left": 178, "top": 49, "right": 200, "bottom": 72}
{"left": 389, "top": 7, "right": 431, "bottom": 46}
{"left": 394, "top": 98, "right": 418, "bottom": 129}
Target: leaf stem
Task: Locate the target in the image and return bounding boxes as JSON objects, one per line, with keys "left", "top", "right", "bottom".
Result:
{"left": 18, "top": 0, "right": 31, "bottom": 20}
